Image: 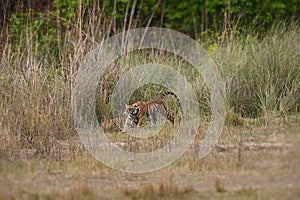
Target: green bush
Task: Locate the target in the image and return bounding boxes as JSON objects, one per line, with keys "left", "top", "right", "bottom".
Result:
{"left": 213, "top": 24, "right": 300, "bottom": 117}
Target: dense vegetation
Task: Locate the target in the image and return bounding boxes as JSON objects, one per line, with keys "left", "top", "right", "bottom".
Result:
{"left": 1, "top": 0, "right": 299, "bottom": 37}
{"left": 0, "top": 0, "right": 299, "bottom": 155}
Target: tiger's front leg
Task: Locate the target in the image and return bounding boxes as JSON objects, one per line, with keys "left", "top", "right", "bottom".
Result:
{"left": 137, "top": 116, "right": 145, "bottom": 129}
{"left": 122, "top": 117, "right": 131, "bottom": 133}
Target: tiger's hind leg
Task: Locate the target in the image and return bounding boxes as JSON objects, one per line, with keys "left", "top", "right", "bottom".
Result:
{"left": 159, "top": 106, "right": 174, "bottom": 124}
{"left": 167, "top": 112, "right": 174, "bottom": 124}
{"left": 163, "top": 110, "right": 174, "bottom": 124}
{"left": 150, "top": 113, "right": 157, "bottom": 127}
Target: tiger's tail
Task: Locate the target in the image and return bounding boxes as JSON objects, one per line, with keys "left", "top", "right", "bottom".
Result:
{"left": 161, "top": 91, "right": 183, "bottom": 114}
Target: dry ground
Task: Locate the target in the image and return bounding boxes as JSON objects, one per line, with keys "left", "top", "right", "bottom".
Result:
{"left": 0, "top": 116, "right": 299, "bottom": 199}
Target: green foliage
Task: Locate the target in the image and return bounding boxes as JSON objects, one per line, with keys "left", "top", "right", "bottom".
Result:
{"left": 164, "top": 0, "right": 300, "bottom": 37}
{"left": 102, "top": 0, "right": 127, "bottom": 18}
{"left": 7, "top": 0, "right": 96, "bottom": 58}
{"left": 6, "top": 0, "right": 300, "bottom": 43}
{"left": 53, "top": 0, "right": 80, "bottom": 23}
{"left": 165, "top": 0, "right": 204, "bottom": 32}
{"left": 9, "top": 11, "right": 27, "bottom": 39}
{"left": 214, "top": 25, "right": 300, "bottom": 117}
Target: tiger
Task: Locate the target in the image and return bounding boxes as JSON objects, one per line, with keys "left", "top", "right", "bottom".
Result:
{"left": 122, "top": 91, "right": 183, "bottom": 132}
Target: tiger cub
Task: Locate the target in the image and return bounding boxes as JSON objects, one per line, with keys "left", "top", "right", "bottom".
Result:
{"left": 122, "top": 91, "right": 183, "bottom": 132}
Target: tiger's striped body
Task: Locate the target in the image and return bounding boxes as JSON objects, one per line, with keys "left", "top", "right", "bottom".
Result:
{"left": 123, "top": 92, "right": 182, "bottom": 132}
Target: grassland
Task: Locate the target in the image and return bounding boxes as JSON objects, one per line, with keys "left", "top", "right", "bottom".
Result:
{"left": 1, "top": 115, "right": 299, "bottom": 199}
{"left": 0, "top": 5, "right": 299, "bottom": 199}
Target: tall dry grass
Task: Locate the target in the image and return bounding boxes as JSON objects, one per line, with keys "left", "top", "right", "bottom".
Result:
{"left": 0, "top": 2, "right": 299, "bottom": 159}
{"left": 0, "top": 4, "right": 104, "bottom": 157}
{"left": 0, "top": 1, "right": 156, "bottom": 157}
{"left": 213, "top": 23, "right": 300, "bottom": 117}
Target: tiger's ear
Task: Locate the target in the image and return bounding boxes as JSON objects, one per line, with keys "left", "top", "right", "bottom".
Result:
{"left": 125, "top": 104, "right": 128, "bottom": 107}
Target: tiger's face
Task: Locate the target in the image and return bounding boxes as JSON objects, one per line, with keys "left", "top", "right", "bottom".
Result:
{"left": 124, "top": 102, "right": 141, "bottom": 116}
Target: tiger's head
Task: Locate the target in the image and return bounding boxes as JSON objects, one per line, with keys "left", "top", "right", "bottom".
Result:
{"left": 124, "top": 101, "right": 142, "bottom": 116}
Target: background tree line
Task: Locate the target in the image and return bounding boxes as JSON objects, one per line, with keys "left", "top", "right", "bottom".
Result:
{"left": 1, "top": 0, "right": 299, "bottom": 42}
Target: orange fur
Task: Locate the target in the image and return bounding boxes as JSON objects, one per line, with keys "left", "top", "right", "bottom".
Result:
{"left": 123, "top": 92, "right": 182, "bottom": 132}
